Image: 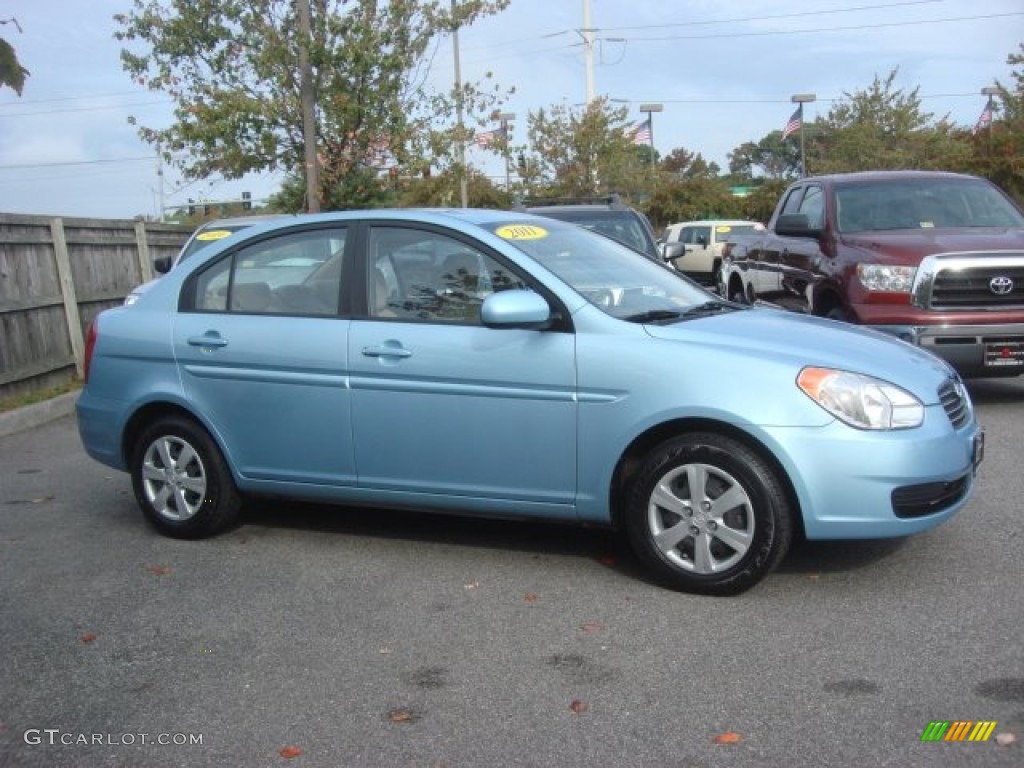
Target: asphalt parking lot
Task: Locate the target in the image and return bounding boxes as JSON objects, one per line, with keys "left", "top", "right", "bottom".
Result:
{"left": 2, "top": 379, "right": 1023, "bottom": 767}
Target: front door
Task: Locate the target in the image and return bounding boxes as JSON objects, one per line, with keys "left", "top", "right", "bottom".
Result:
{"left": 348, "top": 224, "right": 578, "bottom": 515}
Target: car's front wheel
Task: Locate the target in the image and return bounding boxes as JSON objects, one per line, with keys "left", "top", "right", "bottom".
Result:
{"left": 130, "top": 416, "right": 241, "bottom": 539}
{"left": 625, "top": 433, "right": 793, "bottom": 595}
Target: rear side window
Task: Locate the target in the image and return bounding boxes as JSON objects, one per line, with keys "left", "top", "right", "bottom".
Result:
{"left": 191, "top": 228, "right": 347, "bottom": 316}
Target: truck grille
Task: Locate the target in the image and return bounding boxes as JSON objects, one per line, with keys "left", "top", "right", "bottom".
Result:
{"left": 929, "top": 261, "right": 1024, "bottom": 310}
{"left": 938, "top": 377, "right": 970, "bottom": 429}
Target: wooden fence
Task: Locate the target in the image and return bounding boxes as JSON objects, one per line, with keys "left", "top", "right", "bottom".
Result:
{"left": 0, "top": 213, "right": 191, "bottom": 401}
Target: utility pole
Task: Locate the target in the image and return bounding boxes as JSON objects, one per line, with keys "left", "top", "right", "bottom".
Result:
{"left": 296, "top": 0, "right": 320, "bottom": 212}
{"left": 582, "top": 0, "right": 595, "bottom": 105}
{"left": 452, "top": 0, "right": 468, "bottom": 207}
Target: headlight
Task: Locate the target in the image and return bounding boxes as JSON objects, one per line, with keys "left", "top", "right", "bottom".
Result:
{"left": 856, "top": 263, "right": 915, "bottom": 293}
{"left": 797, "top": 367, "right": 924, "bottom": 429}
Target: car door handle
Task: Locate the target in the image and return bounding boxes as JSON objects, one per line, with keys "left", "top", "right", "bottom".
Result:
{"left": 362, "top": 344, "right": 412, "bottom": 359}
{"left": 187, "top": 334, "right": 228, "bottom": 348}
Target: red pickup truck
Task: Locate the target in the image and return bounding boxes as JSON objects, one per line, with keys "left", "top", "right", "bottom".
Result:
{"left": 720, "top": 170, "right": 1024, "bottom": 377}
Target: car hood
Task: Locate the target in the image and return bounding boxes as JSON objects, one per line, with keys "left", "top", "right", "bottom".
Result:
{"left": 840, "top": 228, "right": 1024, "bottom": 266}
{"left": 644, "top": 306, "right": 955, "bottom": 403}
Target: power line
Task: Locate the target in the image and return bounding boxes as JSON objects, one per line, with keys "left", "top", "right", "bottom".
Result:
{"left": 619, "top": 12, "right": 1023, "bottom": 42}
{"left": 0, "top": 156, "right": 154, "bottom": 170}
{"left": 0, "top": 100, "right": 169, "bottom": 117}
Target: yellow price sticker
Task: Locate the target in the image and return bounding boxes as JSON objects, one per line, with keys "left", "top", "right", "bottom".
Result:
{"left": 496, "top": 224, "right": 548, "bottom": 241}
{"left": 716, "top": 226, "right": 732, "bottom": 233}
{"left": 196, "top": 230, "right": 233, "bottom": 241}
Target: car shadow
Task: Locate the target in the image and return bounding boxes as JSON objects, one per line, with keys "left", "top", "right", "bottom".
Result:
{"left": 775, "top": 536, "right": 907, "bottom": 575}
{"left": 240, "top": 497, "right": 635, "bottom": 570}
{"left": 964, "top": 376, "right": 1024, "bottom": 404}
{"left": 237, "top": 499, "right": 905, "bottom": 586}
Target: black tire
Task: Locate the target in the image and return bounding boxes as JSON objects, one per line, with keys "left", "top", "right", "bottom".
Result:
{"left": 727, "top": 278, "right": 748, "bottom": 305}
{"left": 624, "top": 433, "right": 793, "bottom": 596}
{"left": 130, "top": 416, "right": 241, "bottom": 539}
{"left": 826, "top": 306, "right": 851, "bottom": 322}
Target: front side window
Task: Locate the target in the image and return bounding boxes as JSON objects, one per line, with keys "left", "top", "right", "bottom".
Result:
{"left": 490, "top": 218, "right": 715, "bottom": 321}
{"left": 799, "top": 186, "right": 825, "bottom": 229}
{"left": 192, "top": 228, "right": 347, "bottom": 315}
{"left": 368, "top": 227, "right": 527, "bottom": 324}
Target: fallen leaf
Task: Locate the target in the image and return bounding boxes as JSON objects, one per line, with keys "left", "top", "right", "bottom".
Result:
{"left": 524, "top": 592, "right": 540, "bottom": 603}
{"left": 463, "top": 581, "right": 480, "bottom": 590}
{"left": 806, "top": 572, "right": 822, "bottom": 581}
{"left": 388, "top": 708, "right": 413, "bottom": 723}
{"left": 79, "top": 632, "right": 97, "bottom": 644}
{"left": 597, "top": 555, "right": 616, "bottom": 567}
{"left": 580, "top": 622, "right": 602, "bottom": 633}
{"left": 279, "top": 745, "right": 303, "bottom": 758}
{"left": 996, "top": 732, "right": 1018, "bottom": 746}
{"left": 378, "top": 647, "right": 392, "bottom": 655}
{"left": 147, "top": 565, "right": 172, "bottom": 576}
{"left": 713, "top": 731, "right": 742, "bottom": 745}
{"left": 569, "top": 699, "right": 588, "bottom": 714}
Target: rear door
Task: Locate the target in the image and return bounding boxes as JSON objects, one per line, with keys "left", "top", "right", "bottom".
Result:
{"left": 173, "top": 225, "right": 356, "bottom": 485}
{"left": 348, "top": 223, "right": 579, "bottom": 515}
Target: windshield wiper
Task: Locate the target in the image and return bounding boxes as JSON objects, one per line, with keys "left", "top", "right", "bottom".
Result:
{"left": 681, "top": 301, "right": 736, "bottom": 318}
{"left": 621, "top": 309, "right": 685, "bottom": 324}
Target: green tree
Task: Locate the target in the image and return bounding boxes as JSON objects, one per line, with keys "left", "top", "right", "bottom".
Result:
{"left": 643, "top": 177, "right": 742, "bottom": 230}
{"left": 0, "top": 18, "right": 29, "bottom": 96}
{"left": 115, "top": 0, "right": 509, "bottom": 210}
{"left": 523, "top": 98, "right": 650, "bottom": 199}
{"left": 660, "top": 147, "right": 720, "bottom": 179}
{"left": 964, "top": 44, "right": 1024, "bottom": 205}
{"left": 728, "top": 133, "right": 799, "bottom": 180}
{"left": 806, "top": 69, "right": 970, "bottom": 174}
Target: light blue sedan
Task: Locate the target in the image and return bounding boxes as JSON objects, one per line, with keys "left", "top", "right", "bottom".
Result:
{"left": 76, "top": 209, "right": 984, "bottom": 595}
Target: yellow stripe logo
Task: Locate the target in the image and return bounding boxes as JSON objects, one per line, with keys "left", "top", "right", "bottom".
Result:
{"left": 921, "top": 720, "right": 997, "bottom": 742}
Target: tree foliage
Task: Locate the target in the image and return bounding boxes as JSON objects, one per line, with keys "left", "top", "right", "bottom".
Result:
{"left": 0, "top": 18, "right": 28, "bottom": 96}
{"left": 521, "top": 98, "right": 651, "bottom": 200}
{"left": 728, "top": 133, "right": 798, "bottom": 180}
{"left": 115, "top": 0, "right": 510, "bottom": 210}
{"left": 806, "top": 69, "right": 970, "bottom": 174}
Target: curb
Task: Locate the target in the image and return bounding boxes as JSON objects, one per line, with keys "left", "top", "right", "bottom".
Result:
{"left": 0, "top": 391, "right": 80, "bottom": 438}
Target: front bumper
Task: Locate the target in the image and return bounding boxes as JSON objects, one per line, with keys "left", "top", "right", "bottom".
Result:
{"left": 867, "top": 322, "right": 1024, "bottom": 375}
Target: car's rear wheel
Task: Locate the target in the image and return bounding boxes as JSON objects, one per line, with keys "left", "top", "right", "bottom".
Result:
{"left": 130, "top": 416, "right": 241, "bottom": 539}
{"left": 727, "top": 278, "right": 747, "bottom": 305}
{"left": 625, "top": 433, "right": 793, "bottom": 595}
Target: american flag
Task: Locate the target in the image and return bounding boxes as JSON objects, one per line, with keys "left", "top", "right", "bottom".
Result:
{"left": 782, "top": 106, "right": 802, "bottom": 140}
{"left": 475, "top": 127, "right": 506, "bottom": 148}
{"left": 629, "top": 118, "right": 652, "bottom": 145}
{"left": 973, "top": 101, "right": 993, "bottom": 135}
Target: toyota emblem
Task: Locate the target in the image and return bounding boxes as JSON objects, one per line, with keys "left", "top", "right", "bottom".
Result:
{"left": 990, "top": 276, "right": 1014, "bottom": 295}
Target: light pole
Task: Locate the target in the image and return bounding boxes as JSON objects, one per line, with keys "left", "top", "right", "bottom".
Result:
{"left": 638, "top": 103, "right": 662, "bottom": 177}
{"left": 981, "top": 86, "right": 999, "bottom": 153}
{"left": 790, "top": 93, "right": 815, "bottom": 177}
{"left": 497, "top": 112, "right": 516, "bottom": 193}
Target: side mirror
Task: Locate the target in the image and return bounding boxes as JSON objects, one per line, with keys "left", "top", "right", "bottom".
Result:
{"left": 153, "top": 255, "right": 172, "bottom": 274}
{"left": 775, "top": 213, "right": 822, "bottom": 239}
{"left": 481, "top": 289, "right": 552, "bottom": 330}
{"left": 663, "top": 242, "right": 686, "bottom": 262}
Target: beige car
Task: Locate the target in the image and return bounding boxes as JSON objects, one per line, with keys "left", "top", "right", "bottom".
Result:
{"left": 660, "top": 219, "right": 761, "bottom": 287}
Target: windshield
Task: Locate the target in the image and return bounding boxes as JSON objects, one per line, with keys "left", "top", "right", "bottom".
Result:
{"left": 836, "top": 178, "right": 1024, "bottom": 233}
{"left": 491, "top": 219, "right": 723, "bottom": 321}
{"left": 529, "top": 209, "right": 659, "bottom": 259}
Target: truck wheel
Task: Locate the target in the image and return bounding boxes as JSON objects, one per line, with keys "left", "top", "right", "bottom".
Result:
{"left": 130, "top": 416, "right": 241, "bottom": 539}
{"left": 624, "top": 433, "right": 793, "bottom": 595}
{"left": 826, "top": 306, "right": 851, "bottom": 323}
{"left": 728, "top": 279, "right": 748, "bottom": 305}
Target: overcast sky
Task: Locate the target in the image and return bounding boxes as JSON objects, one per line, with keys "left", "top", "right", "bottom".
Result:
{"left": 0, "top": 0, "right": 1020, "bottom": 220}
